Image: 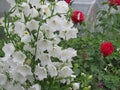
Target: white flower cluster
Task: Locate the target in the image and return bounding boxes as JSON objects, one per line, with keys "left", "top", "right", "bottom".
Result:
{"left": 0, "top": 0, "right": 79, "bottom": 90}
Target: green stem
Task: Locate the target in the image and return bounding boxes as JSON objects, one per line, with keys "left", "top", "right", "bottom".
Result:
{"left": 4, "top": 13, "right": 15, "bottom": 47}
{"left": 102, "top": 6, "right": 111, "bottom": 41}
{"left": 34, "top": 24, "right": 41, "bottom": 60}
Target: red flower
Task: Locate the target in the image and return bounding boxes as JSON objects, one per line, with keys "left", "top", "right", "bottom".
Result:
{"left": 109, "top": 0, "right": 120, "bottom": 6}
{"left": 100, "top": 42, "right": 114, "bottom": 57}
{"left": 57, "top": 0, "right": 71, "bottom": 4}
{"left": 65, "top": 0, "right": 71, "bottom": 4}
{"left": 71, "top": 11, "right": 84, "bottom": 23}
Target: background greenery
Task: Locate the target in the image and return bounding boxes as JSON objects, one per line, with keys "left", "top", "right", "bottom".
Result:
{"left": 60, "top": 2, "right": 120, "bottom": 90}
{"left": 0, "top": 1, "right": 120, "bottom": 90}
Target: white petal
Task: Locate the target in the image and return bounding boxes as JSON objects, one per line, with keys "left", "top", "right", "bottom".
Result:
{"left": 26, "top": 20, "right": 39, "bottom": 31}
{"left": 60, "top": 48, "right": 77, "bottom": 62}
{"left": 0, "top": 17, "right": 5, "bottom": 26}
{"left": 22, "top": 2, "right": 31, "bottom": 17}
{"left": 21, "top": 34, "right": 31, "bottom": 43}
{"left": 8, "top": 84, "right": 25, "bottom": 90}
{"left": 29, "top": 0, "right": 41, "bottom": 8}
{"left": 14, "top": 21, "right": 25, "bottom": 37}
{"left": 12, "top": 51, "right": 26, "bottom": 64}
{"left": 48, "top": 46, "right": 62, "bottom": 58}
{"left": 58, "top": 66, "right": 73, "bottom": 78}
{"left": 54, "top": 1, "right": 69, "bottom": 14}
{"left": 0, "top": 74, "right": 7, "bottom": 85}
{"left": 28, "top": 84, "right": 41, "bottom": 90}
{"left": 24, "top": 44, "right": 35, "bottom": 55}
{"left": 47, "top": 65, "right": 58, "bottom": 77}
{"left": 38, "top": 53, "right": 51, "bottom": 66}
{"left": 2, "top": 43, "right": 15, "bottom": 57}
{"left": 35, "top": 65, "right": 47, "bottom": 80}
{"left": 12, "top": 72, "right": 26, "bottom": 83}
{"left": 6, "top": 0, "right": 16, "bottom": 7}
{"left": 65, "top": 28, "right": 78, "bottom": 40}
{"left": 72, "top": 83, "right": 80, "bottom": 90}
{"left": 36, "top": 39, "right": 53, "bottom": 52}
{"left": 30, "top": 8, "right": 39, "bottom": 18}
{"left": 17, "top": 65, "right": 32, "bottom": 77}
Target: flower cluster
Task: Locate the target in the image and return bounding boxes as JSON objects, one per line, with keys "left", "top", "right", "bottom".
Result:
{"left": 0, "top": 0, "right": 79, "bottom": 89}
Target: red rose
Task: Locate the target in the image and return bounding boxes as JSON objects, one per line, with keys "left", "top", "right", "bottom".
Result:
{"left": 57, "top": 0, "right": 71, "bottom": 4}
{"left": 71, "top": 11, "right": 84, "bottom": 23}
{"left": 65, "top": 0, "right": 71, "bottom": 4}
{"left": 109, "top": 0, "right": 120, "bottom": 6}
{"left": 100, "top": 42, "right": 114, "bottom": 57}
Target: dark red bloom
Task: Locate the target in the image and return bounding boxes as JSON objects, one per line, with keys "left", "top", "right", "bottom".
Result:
{"left": 100, "top": 42, "right": 114, "bottom": 57}
{"left": 109, "top": 0, "right": 120, "bottom": 6}
{"left": 65, "top": 0, "right": 71, "bottom": 4}
{"left": 97, "top": 82, "right": 104, "bottom": 88}
{"left": 71, "top": 11, "right": 84, "bottom": 23}
{"left": 57, "top": 0, "right": 71, "bottom": 4}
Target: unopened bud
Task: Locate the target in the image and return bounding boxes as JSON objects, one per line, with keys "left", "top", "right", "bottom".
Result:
{"left": 72, "top": 83, "right": 80, "bottom": 90}
{"left": 81, "top": 73, "right": 86, "bottom": 77}
{"left": 24, "top": 59, "right": 31, "bottom": 65}
{"left": 88, "top": 75, "right": 93, "bottom": 80}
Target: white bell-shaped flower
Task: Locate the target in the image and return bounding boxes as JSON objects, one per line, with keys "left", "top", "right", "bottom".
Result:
{"left": 0, "top": 17, "right": 5, "bottom": 26}
{"left": 30, "top": 7, "right": 39, "bottom": 18}
{"left": 17, "top": 65, "right": 32, "bottom": 77}
{"left": 29, "top": 0, "right": 41, "bottom": 9}
{"left": 2, "top": 43, "right": 15, "bottom": 57}
{"left": 22, "top": 2, "right": 31, "bottom": 17}
{"left": 36, "top": 39, "right": 53, "bottom": 52}
{"left": 21, "top": 31, "right": 31, "bottom": 43}
{"left": 48, "top": 46, "right": 62, "bottom": 58}
{"left": 14, "top": 21, "right": 25, "bottom": 37}
{"left": 35, "top": 65, "right": 47, "bottom": 80}
{"left": 60, "top": 48, "right": 77, "bottom": 62}
{"left": 24, "top": 44, "right": 35, "bottom": 55}
{"left": 12, "top": 51, "right": 26, "bottom": 64}
{"left": 38, "top": 53, "right": 52, "bottom": 66}
{"left": 26, "top": 19, "right": 39, "bottom": 31}
{"left": 54, "top": 1, "right": 69, "bottom": 14}
{"left": 65, "top": 28, "right": 78, "bottom": 40}
{"left": 8, "top": 84, "right": 25, "bottom": 90}
{"left": 12, "top": 72, "right": 26, "bottom": 83}
{"left": 28, "top": 84, "right": 41, "bottom": 90}
{"left": 0, "top": 73, "right": 7, "bottom": 85}
{"left": 40, "top": 4, "right": 51, "bottom": 18}
{"left": 47, "top": 65, "right": 58, "bottom": 77}
{"left": 44, "top": 16, "right": 64, "bottom": 32}
{"left": 58, "top": 66, "right": 73, "bottom": 78}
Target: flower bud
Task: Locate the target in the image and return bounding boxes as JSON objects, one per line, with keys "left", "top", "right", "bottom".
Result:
{"left": 83, "top": 86, "right": 91, "bottom": 90}
{"left": 72, "top": 83, "right": 80, "bottom": 90}
{"left": 88, "top": 75, "right": 93, "bottom": 80}
{"left": 81, "top": 73, "right": 86, "bottom": 77}
{"left": 24, "top": 59, "right": 31, "bottom": 65}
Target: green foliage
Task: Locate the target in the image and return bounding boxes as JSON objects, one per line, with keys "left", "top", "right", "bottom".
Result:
{"left": 60, "top": 3, "right": 120, "bottom": 90}
{"left": 0, "top": 39, "right": 4, "bottom": 57}
{"left": 0, "top": 1, "right": 120, "bottom": 90}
